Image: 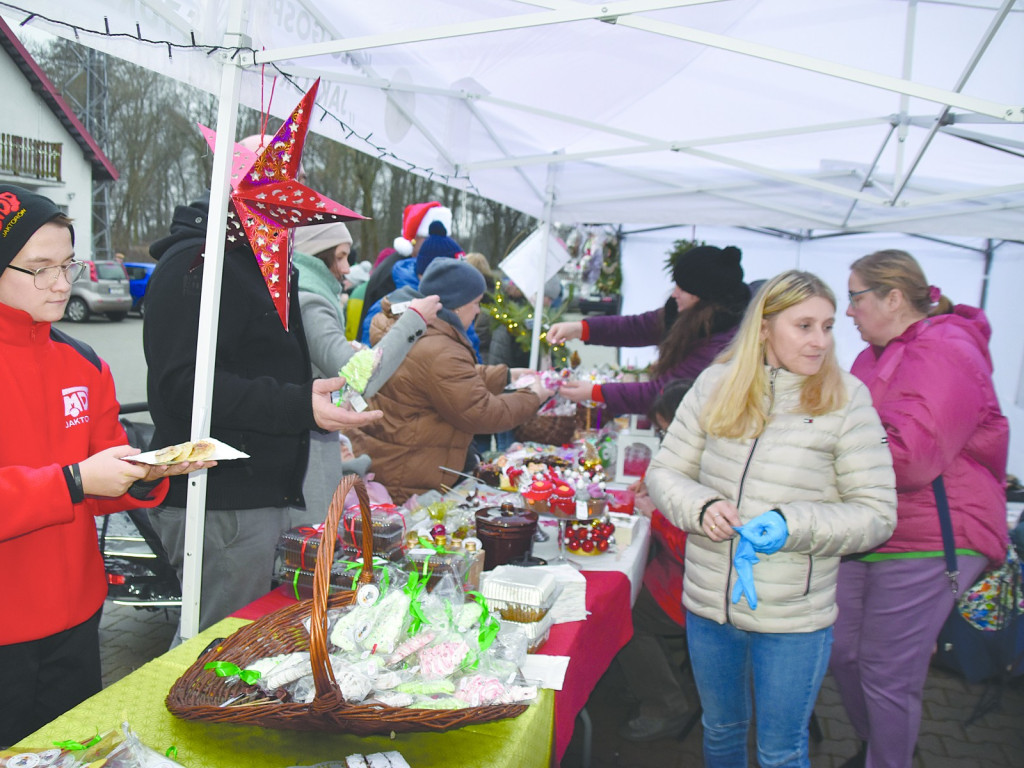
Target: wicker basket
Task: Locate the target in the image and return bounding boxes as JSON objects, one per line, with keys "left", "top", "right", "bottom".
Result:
{"left": 165, "top": 475, "right": 528, "bottom": 733}
{"left": 514, "top": 413, "right": 576, "bottom": 446}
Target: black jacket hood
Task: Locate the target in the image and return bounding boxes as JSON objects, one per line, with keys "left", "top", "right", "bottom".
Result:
{"left": 149, "top": 197, "right": 211, "bottom": 261}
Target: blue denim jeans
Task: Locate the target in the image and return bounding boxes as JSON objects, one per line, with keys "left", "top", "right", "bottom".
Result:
{"left": 687, "top": 611, "right": 833, "bottom": 768}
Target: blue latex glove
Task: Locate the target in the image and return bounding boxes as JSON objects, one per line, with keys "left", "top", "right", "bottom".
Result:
{"left": 736, "top": 509, "right": 788, "bottom": 554}
{"left": 730, "top": 511, "right": 789, "bottom": 609}
{"left": 731, "top": 537, "right": 759, "bottom": 608}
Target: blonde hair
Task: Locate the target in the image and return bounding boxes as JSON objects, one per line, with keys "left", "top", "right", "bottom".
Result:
{"left": 851, "top": 249, "right": 953, "bottom": 317}
{"left": 703, "top": 270, "right": 847, "bottom": 439}
{"left": 463, "top": 252, "right": 494, "bottom": 283}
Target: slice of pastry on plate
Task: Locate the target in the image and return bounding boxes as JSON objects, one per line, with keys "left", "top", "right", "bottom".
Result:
{"left": 185, "top": 438, "right": 217, "bottom": 462}
{"left": 153, "top": 441, "right": 192, "bottom": 464}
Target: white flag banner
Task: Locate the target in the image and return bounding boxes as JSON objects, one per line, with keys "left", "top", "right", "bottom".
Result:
{"left": 498, "top": 229, "right": 570, "bottom": 302}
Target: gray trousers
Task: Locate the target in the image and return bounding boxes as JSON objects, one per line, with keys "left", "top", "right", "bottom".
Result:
{"left": 151, "top": 505, "right": 292, "bottom": 633}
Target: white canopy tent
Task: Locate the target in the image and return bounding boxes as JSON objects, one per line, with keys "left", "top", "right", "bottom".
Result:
{"left": 11, "top": 0, "right": 1023, "bottom": 636}
{"left": 12, "top": 0, "right": 1024, "bottom": 235}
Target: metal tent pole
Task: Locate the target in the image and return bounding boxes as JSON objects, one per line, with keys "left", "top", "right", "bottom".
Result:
{"left": 179, "top": 0, "right": 248, "bottom": 640}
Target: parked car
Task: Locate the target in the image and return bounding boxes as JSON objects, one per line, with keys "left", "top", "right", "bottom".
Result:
{"left": 123, "top": 261, "right": 155, "bottom": 317}
{"left": 66, "top": 259, "right": 133, "bottom": 322}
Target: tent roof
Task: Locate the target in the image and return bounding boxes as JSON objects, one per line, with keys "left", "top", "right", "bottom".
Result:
{"left": 11, "top": 0, "right": 1023, "bottom": 238}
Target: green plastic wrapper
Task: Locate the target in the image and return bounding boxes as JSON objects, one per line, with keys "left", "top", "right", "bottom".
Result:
{"left": 339, "top": 347, "right": 376, "bottom": 394}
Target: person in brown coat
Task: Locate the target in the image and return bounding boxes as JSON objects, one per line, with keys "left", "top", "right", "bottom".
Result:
{"left": 350, "top": 258, "right": 554, "bottom": 503}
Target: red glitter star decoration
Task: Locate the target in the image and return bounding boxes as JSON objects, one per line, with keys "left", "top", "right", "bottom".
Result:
{"left": 199, "top": 78, "right": 366, "bottom": 329}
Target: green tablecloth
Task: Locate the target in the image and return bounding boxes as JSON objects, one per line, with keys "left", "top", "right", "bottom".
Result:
{"left": 17, "top": 618, "right": 554, "bottom": 768}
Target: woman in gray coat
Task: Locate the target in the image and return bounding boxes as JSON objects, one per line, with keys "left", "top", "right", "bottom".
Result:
{"left": 646, "top": 270, "right": 897, "bottom": 768}
{"left": 292, "top": 222, "right": 440, "bottom": 522}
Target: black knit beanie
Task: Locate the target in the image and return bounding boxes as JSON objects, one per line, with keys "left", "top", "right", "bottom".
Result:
{"left": 672, "top": 245, "right": 744, "bottom": 303}
{"left": 0, "top": 184, "right": 74, "bottom": 273}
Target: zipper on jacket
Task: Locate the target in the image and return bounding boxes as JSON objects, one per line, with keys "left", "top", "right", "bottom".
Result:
{"left": 726, "top": 434, "right": 760, "bottom": 621}
{"left": 804, "top": 557, "right": 813, "bottom": 596}
{"left": 725, "top": 368, "right": 778, "bottom": 620}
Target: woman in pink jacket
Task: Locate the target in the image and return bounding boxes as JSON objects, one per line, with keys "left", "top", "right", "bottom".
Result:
{"left": 830, "top": 249, "right": 1009, "bottom": 768}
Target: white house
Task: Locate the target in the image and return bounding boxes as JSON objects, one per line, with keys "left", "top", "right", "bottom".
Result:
{"left": 0, "top": 15, "right": 116, "bottom": 253}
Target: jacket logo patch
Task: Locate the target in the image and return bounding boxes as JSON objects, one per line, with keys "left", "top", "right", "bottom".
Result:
{"left": 803, "top": 418, "right": 814, "bottom": 423}
{"left": 63, "top": 386, "right": 90, "bottom": 426}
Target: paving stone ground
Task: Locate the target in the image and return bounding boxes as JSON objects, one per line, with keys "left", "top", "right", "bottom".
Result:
{"left": 100, "top": 601, "right": 1024, "bottom": 767}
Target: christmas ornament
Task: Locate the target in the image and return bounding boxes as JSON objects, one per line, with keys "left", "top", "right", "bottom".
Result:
{"left": 199, "top": 78, "right": 366, "bottom": 329}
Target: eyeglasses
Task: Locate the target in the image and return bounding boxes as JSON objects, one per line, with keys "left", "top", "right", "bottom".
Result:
{"left": 848, "top": 287, "right": 873, "bottom": 305}
{"left": 6, "top": 260, "right": 87, "bottom": 289}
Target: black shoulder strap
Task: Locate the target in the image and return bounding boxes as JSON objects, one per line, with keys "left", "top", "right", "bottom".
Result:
{"left": 932, "top": 475, "right": 960, "bottom": 596}
{"left": 50, "top": 326, "right": 102, "bottom": 373}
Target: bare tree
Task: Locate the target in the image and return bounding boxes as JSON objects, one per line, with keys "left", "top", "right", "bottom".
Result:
{"left": 30, "top": 37, "right": 537, "bottom": 265}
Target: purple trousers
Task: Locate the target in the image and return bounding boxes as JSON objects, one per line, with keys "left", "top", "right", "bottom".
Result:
{"left": 830, "top": 555, "right": 987, "bottom": 768}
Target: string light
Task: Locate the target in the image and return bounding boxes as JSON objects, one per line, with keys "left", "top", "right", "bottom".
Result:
{"left": 6, "top": 2, "right": 480, "bottom": 192}
{"left": 484, "top": 282, "right": 570, "bottom": 367}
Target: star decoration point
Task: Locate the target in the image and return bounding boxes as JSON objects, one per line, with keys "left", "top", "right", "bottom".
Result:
{"left": 197, "top": 78, "right": 366, "bottom": 329}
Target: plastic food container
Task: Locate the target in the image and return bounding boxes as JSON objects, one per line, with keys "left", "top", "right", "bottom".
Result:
{"left": 482, "top": 567, "right": 559, "bottom": 622}
{"left": 342, "top": 508, "right": 407, "bottom": 559}
{"left": 276, "top": 560, "right": 382, "bottom": 600}
{"left": 403, "top": 548, "right": 470, "bottom": 591}
{"left": 277, "top": 527, "right": 356, "bottom": 570}
{"left": 502, "top": 609, "right": 555, "bottom": 653}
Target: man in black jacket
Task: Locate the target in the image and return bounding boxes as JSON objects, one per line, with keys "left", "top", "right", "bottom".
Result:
{"left": 144, "top": 197, "right": 382, "bottom": 631}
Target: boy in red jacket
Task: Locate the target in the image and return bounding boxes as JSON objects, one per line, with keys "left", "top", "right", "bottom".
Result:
{"left": 0, "top": 185, "right": 213, "bottom": 746}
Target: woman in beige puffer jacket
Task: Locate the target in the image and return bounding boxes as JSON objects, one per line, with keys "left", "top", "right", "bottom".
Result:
{"left": 646, "top": 270, "right": 896, "bottom": 768}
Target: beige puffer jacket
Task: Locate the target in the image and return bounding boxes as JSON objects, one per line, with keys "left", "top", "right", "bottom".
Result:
{"left": 646, "top": 363, "right": 897, "bottom": 633}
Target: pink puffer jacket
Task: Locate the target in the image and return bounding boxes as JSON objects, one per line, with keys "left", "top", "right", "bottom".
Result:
{"left": 850, "top": 305, "right": 1009, "bottom": 566}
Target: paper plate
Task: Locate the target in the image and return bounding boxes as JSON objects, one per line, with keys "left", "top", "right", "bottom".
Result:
{"left": 124, "top": 437, "right": 249, "bottom": 465}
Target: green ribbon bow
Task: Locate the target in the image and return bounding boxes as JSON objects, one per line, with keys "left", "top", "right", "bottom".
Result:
{"left": 204, "top": 660, "right": 262, "bottom": 685}
{"left": 52, "top": 731, "right": 101, "bottom": 750}
{"left": 418, "top": 534, "right": 449, "bottom": 555}
{"left": 403, "top": 571, "right": 431, "bottom": 635}
{"left": 343, "top": 556, "right": 391, "bottom": 597}
{"left": 468, "top": 591, "right": 501, "bottom": 653}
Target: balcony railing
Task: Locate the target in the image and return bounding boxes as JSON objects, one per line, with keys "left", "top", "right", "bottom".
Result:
{"left": 0, "top": 133, "right": 62, "bottom": 182}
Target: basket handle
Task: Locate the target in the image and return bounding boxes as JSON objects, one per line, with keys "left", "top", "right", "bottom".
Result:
{"left": 309, "top": 474, "right": 374, "bottom": 707}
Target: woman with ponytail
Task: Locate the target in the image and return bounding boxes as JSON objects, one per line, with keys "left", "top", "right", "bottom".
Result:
{"left": 831, "top": 249, "right": 1009, "bottom": 768}
{"left": 548, "top": 244, "right": 750, "bottom": 416}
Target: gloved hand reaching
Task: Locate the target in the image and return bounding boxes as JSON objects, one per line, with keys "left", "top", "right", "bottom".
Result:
{"left": 730, "top": 510, "right": 789, "bottom": 609}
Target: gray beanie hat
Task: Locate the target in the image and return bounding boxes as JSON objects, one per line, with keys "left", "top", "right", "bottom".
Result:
{"left": 419, "top": 258, "right": 486, "bottom": 310}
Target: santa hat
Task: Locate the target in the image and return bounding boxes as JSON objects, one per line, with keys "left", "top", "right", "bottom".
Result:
{"left": 393, "top": 201, "right": 452, "bottom": 256}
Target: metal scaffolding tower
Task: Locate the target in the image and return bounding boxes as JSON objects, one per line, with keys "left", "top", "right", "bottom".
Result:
{"left": 64, "top": 45, "right": 112, "bottom": 260}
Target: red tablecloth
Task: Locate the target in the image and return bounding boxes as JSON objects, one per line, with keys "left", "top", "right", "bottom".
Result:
{"left": 540, "top": 570, "right": 633, "bottom": 763}
{"left": 232, "top": 569, "right": 633, "bottom": 765}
